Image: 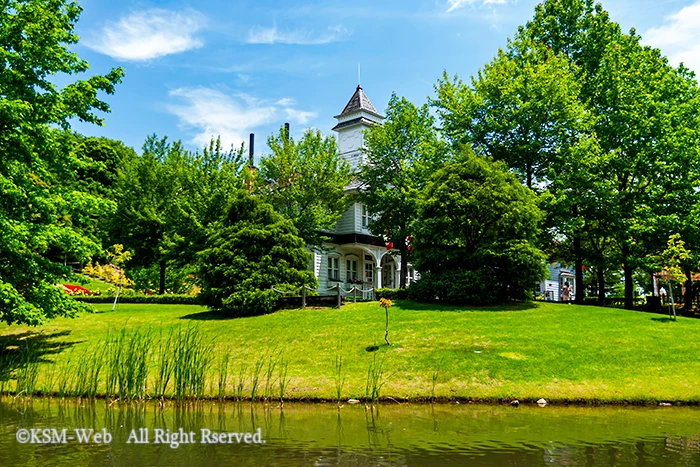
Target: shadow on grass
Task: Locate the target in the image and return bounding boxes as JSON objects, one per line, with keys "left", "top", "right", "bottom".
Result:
{"left": 651, "top": 317, "right": 676, "bottom": 323}
{"left": 0, "top": 330, "right": 79, "bottom": 382}
{"left": 395, "top": 300, "right": 538, "bottom": 313}
{"left": 179, "top": 310, "right": 233, "bottom": 321}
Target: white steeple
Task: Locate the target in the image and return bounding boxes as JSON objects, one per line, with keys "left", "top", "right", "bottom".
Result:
{"left": 333, "top": 85, "right": 383, "bottom": 172}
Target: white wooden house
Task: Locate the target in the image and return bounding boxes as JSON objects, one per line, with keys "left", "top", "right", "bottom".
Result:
{"left": 312, "top": 85, "right": 416, "bottom": 296}
{"left": 536, "top": 262, "right": 576, "bottom": 301}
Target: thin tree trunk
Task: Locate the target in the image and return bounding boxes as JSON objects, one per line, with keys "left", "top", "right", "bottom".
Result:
{"left": 526, "top": 161, "right": 532, "bottom": 190}
{"left": 622, "top": 245, "right": 634, "bottom": 310}
{"left": 597, "top": 267, "right": 605, "bottom": 306}
{"left": 684, "top": 269, "right": 694, "bottom": 312}
{"left": 159, "top": 259, "right": 166, "bottom": 295}
{"left": 574, "top": 235, "right": 583, "bottom": 305}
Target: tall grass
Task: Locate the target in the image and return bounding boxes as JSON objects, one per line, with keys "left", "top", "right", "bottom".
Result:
{"left": 334, "top": 339, "right": 345, "bottom": 406}
{"left": 250, "top": 354, "right": 265, "bottom": 402}
{"left": 431, "top": 358, "right": 444, "bottom": 402}
{"left": 278, "top": 358, "right": 290, "bottom": 405}
{"left": 364, "top": 353, "right": 385, "bottom": 404}
{"left": 56, "top": 350, "right": 74, "bottom": 398}
{"left": 71, "top": 348, "right": 92, "bottom": 398}
{"left": 334, "top": 354, "right": 345, "bottom": 406}
{"left": 85, "top": 345, "right": 107, "bottom": 399}
{"left": 172, "top": 325, "right": 213, "bottom": 403}
{"left": 217, "top": 347, "right": 231, "bottom": 401}
{"left": 14, "top": 341, "right": 40, "bottom": 396}
{"left": 105, "top": 328, "right": 153, "bottom": 401}
{"left": 264, "top": 350, "right": 279, "bottom": 403}
{"left": 235, "top": 363, "right": 247, "bottom": 401}
{"left": 154, "top": 327, "right": 176, "bottom": 398}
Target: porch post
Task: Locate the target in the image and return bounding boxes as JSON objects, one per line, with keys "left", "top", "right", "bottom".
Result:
{"left": 376, "top": 266, "right": 383, "bottom": 289}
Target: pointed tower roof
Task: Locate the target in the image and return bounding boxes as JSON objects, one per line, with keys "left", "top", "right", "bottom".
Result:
{"left": 336, "top": 85, "right": 381, "bottom": 118}
{"left": 333, "top": 85, "right": 383, "bottom": 131}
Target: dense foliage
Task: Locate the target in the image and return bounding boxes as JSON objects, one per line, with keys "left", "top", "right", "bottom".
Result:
{"left": 0, "top": 0, "right": 123, "bottom": 325}
{"left": 432, "top": 0, "right": 700, "bottom": 308}
{"left": 198, "top": 191, "right": 316, "bottom": 316}
{"left": 410, "top": 149, "right": 547, "bottom": 304}
{"left": 256, "top": 126, "right": 352, "bottom": 249}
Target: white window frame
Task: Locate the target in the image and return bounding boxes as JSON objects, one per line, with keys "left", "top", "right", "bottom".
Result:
{"left": 346, "top": 257, "right": 359, "bottom": 282}
{"left": 327, "top": 256, "right": 340, "bottom": 281}
{"left": 361, "top": 204, "right": 369, "bottom": 228}
{"left": 364, "top": 262, "right": 374, "bottom": 284}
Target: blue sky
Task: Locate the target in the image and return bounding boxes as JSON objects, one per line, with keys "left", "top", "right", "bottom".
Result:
{"left": 68, "top": 0, "right": 700, "bottom": 158}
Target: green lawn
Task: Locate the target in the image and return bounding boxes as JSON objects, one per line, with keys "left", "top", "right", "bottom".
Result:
{"left": 1, "top": 300, "right": 699, "bottom": 403}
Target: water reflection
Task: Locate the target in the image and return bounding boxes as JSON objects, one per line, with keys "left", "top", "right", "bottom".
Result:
{"left": 0, "top": 399, "right": 699, "bottom": 466}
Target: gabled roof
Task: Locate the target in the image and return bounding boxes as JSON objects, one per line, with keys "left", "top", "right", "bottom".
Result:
{"left": 335, "top": 85, "right": 382, "bottom": 119}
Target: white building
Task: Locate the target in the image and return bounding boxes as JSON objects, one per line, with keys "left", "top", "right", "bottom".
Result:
{"left": 312, "top": 85, "right": 411, "bottom": 296}
{"left": 536, "top": 262, "right": 576, "bottom": 301}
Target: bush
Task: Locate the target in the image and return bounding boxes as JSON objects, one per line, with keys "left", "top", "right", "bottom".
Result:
{"left": 411, "top": 149, "right": 547, "bottom": 305}
{"left": 375, "top": 288, "right": 409, "bottom": 301}
{"left": 198, "top": 191, "right": 316, "bottom": 317}
{"left": 407, "top": 270, "right": 501, "bottom": 305}
{"left": 74, "top": 294, "right": 198, "bottom": 305}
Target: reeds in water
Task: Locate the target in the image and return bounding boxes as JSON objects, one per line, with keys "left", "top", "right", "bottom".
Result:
{"left": 154, "top": 327, "right": 175, "bottom": 398}
{"left": 249, "top": 354, "right": 265, "bottom": 402}
{"left": 172, "top": 325, "right": 213, "bottom": 403}
{"left": 263, "top": 351, "right": 280, "bottom": 403}
{"left": 235, "top": 363, "right": 247, "bottom": 401}
{"left": 217, "top": 347, "right": 231, "bottom": 401}
{"left": 431, "top": 357, "right": 444, "bottom": 402}
{"left": 278, "top": 358, "right": 290, "bottom": 405}
{"left": 365, "top": 353, "right": 385, "bottom": 404}
{"left": 105, "top": 327, "right": 152, "bottom": 401}
{"left": 14, "top": 341, "right": 39, "bottom": 396}
{"left": 334, "top": 354, "right": 345, "bottom": 406}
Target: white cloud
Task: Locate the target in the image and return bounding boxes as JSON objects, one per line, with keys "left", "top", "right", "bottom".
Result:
{"left": 445, "top": 0, "right": 506, "bottom": 13}
{"left": 166, "top": 87, "right": 317, "bottom": 148}
{"left": 247, "top": 24, "right": 351, "bottom": 45}
{"left": 642, "top": 2, "right": 700, "bottom": 74}
{"left": 86, "top": 9, "right": 206, "bottom": 61}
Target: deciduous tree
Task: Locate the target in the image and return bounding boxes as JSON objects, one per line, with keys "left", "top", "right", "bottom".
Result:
{"left": 0, "top": 0, "right": 123, "bottom": 325}
{"left": 360, "top": 94, "right": 448, "bottom": 288}
{"left": 411, "top": 148, "right": 547, "bottom": 304}
{"left": 256, "top": 127, "right": 352, "bottom": 249}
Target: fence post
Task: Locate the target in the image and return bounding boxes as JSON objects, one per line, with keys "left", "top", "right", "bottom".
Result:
{"left": 354, "top": 286, "right": 357, "bottom": 303}
{"left": 337, "top": 284, "right": 341, "bottom": 309}
{"left": 301, "top": 284, "right": 306, "bottom": 309}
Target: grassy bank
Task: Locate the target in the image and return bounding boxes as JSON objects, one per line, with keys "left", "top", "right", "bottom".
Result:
{"left": 1, "top": 301, "right": 699, "bottom": 403}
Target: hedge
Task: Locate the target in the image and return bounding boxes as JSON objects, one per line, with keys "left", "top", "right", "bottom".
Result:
{"left": 375, "top": 288, "right": 409, "bottom": 301}
{"left": 74, "top": 294, "right": 199, "bottom": 305}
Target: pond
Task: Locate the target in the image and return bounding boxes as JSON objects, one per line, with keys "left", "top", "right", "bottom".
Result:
{"left": 1, "top": 399, "right": 699, "bottom": 466}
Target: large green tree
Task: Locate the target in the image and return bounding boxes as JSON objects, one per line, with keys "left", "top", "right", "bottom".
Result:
{"left": 256, "top": 126, "right": 352, "bottom": 249}
{"left": 411, "top": 148, "right": 547, "bottom": 304}
{"left": 0, "top": 0, "right": 123, "bottom": 325}
{"left": 433, "top": 0, "right": 700, "bottom": 309}
{"left": 110, "top": 135, "right": 246, "bottom": 294}
{"left": 109, "top": 135, "right": 178, "bottom": 294}
{"left": 359, "top": 93, "right": 448, "bottom": 288}
{"left": 198, "top": 191, "right": 315, "bottom": 316}
{"left": 433, "top": 37, "right": 588, "bottom": 190}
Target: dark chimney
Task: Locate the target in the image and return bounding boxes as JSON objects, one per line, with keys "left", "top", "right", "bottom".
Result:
{"left": 284, "top": 122, "right": 290, "bottom": 142}
{"left": 249, "top": 133, "right": 255, "bottom": 167}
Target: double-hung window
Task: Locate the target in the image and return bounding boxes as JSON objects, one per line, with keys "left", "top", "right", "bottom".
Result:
{"left": 327, "top": 257, "right": 340, "bottom": 281}
{"left": 346, "top": 259, "right": 358, "bottom": 282}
